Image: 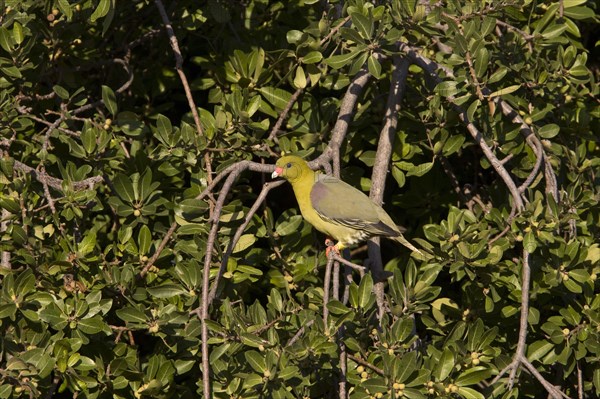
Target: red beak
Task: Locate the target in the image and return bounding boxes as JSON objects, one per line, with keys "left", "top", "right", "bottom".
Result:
{"left": 271, "top": 166, "right": 283, "bottom": 179}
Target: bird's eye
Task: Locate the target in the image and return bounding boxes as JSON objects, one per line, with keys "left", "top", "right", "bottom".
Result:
{"left": 286, "top": 162, "right": 292, "bottom": 168}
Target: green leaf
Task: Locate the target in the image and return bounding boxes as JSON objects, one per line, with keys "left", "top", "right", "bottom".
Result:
{"left": 293, "top": 65, "right": 307, "bottom": 89}
{"left": 0, "top": 27, "right": 14, "bottom": 52}
{"left": 350, "top": 12, "right": 373, "bottom": 39}
{"left": 395, "top": 351, "right": 417, "bottom": 382}
{"left": 12, "top": 22, "right": 23, "bottom": 45}
{"left": 527, "top": 340, "right": 554, "bottom": 362}
{"left": 81, "top": 127, "right": 97, "bottom": 154}
{"left": 15, "top": 269, "right": 35, "bottom": 297}
{"left": 542, "top": 23, "right": 567, "bottom": 39}
{"left": 90, "top": 0, "right": 111, "bottom": 22}
{"left": 116, "top": 307, "right": 148, "bottom": 324}
{"left": 57, "top": 0, "right": 73, "bottom": 20}
{"left": 258, "top": 87, "right": 292, "bottom": 110}
{"left": 523, "top": 231, "right": 537, "bottom": 253}
{"left": 538, "top": 123, "right": 560, "bottom": 139}
{"left": 474, "top": 47, "right": 489, "bottom": 78}
{"left": 457, "top": 387, "right": 485, "bottom": 399}
{"left": 112, "top": 174, "right": 135, "bottom": 203}
{"left": 454, "top": 366, "right": 492, "bottom": 386}
{"left": 443, "top": 135, "right": 465, "bottom": 156}
{"left": 327, "top": 300, "right": 350, "bottom": 315}
{"left": 435, "top": 81, "right": 459, "bottom": 97}
{"left": 138, "top": 225, "right": 152, "bottom": 255}
{"left": 78, "top": 316, "right": 108, "bottom": 334}
{"left": 302, "top": 51, "right": 322, "bottom": 64}
{"left": 358, "top": 274, "right": 373, "bottom": 309}
{"left": 101, "top": 85, "right": 118, "bottom": 116}
{"left": 488, "top": 85, "right": 520, "bottom": 98}
{"left": 78, "top": 232, "right": 96, "bottom": 256}
{"left": 434, "top": 348, "right": 454, "bottom": 381}
{"left": 232, "top": 234, "right": 256, "bottom": 253}
{"left": 488, "top": 67, "right": 507, "bottom": 84}
{"left": 407, "top": 162, "right": 434, "bottom": 177}
{"left": 53, "top": 85, "right": 70, "bottom": 100}
{"left": 563, "top": 6, "right": 595, "bottom": 20}
{"left": 177, "top": 199, "right": 209, "bottom": 219}
{"left": 276, "top": 215, "right": 303, "bottom": 236}
{"left": 324, "top": 51, "right": 361, "bottom": 69}
{"left": 361, "top": 377, "right": 387, "bottom": 393}
{"left": 0, "top": 304, "right": 17, "bottom": 319}
{"left": 244, "top": 350, "right": 266, "bottom": 373}
{"left": 156, "top": 114, "right": 173, "bottom": 141}
{"left": 147, "top": 284, "right": 187, "bottom": 298}
{"left": 568, "top": 269, "right": 590, "bottom": 283}
{"left": 563, "top": 0, "right": 588, "bottom": 7}
{"left": 367, "top": 55, "right": 382, "bottom": 79}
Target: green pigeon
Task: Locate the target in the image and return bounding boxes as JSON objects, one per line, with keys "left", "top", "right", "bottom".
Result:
{"left": 271, "top": 155, "right": 422, "bottom": 255}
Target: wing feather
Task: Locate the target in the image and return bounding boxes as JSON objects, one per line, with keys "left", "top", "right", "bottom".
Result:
{"left": 310, "top": 174, "right": 398, "bottom": 237}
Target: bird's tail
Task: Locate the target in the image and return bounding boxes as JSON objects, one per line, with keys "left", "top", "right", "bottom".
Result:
{"left": 393, "top": 234, "right": 423, "bottom": 256}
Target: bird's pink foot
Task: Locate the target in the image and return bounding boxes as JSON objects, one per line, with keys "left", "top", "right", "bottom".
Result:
{"left": 325, "top": 238, "right": 339, "bottom": 258}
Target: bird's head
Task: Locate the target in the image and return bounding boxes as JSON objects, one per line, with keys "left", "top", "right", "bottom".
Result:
{"left": 271, "top": 155, "right": 311, "bottom": 183}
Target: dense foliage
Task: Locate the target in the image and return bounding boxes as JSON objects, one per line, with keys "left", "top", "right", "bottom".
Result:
{"left": 0, "top": 0, "right": 598, "bottom": 398}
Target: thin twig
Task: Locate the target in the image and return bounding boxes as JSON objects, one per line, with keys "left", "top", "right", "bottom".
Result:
{"left": 207, "top": 180, "right": 285, "bottom": 304}
{"left": 518, "top": 138, "right": 544, "bottom": 194}
{"left": 139, "top": 160, "right": 275, "bottom": 276}
{"left": 198, "top": 169, "right": 241, "bottom": 399}
{"left": 285, "top": 319, "right": 314, "bottom": 347}
{"left": 323, "top": 254, "right": 334, "bottom": 328}
{"left": 267, "top": 86, "right": 304, "bottom": 142}
{"left": 521, "top": 357, "right": 567, "bottom": 399}
{"left": 347, "top": 354, "right": 384, "bottom": 376}
{"left": 577, "top": 361, "right": 583, "bottom": 399}
{"left": 330, "top": 252, "right": 366, "bottom": 271}
{"left": 153, "top": 0, "right": 204, "bottom": 138}
{"left": 400, "top": 42, "right": 525, "bottom": 212}
{"left": 313, "top": 70, "right": 371, "bottom": 171}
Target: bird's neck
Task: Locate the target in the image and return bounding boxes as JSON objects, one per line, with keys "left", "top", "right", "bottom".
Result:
{"left": 289, "top": 171, "right": 317, "bottom": 215}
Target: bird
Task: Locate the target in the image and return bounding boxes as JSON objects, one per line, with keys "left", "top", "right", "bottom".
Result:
{"left": 271, "top": 155, "right": 422, "bottom": 256}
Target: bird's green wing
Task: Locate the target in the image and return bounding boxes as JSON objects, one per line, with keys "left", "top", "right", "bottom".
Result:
{"left": 310, "top": 174, "right": 398, "bottom": 236}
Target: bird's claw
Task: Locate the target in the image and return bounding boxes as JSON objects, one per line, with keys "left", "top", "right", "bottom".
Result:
{"left": 325, "top": 238, "right": 339, "bottom": 258}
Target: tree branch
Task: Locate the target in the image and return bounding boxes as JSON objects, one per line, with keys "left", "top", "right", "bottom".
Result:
{"left": 313, "top": 70, "right": 371, "bottom": 174}
{"left": 399, "top": 42, "right": 525, "bottom": 212}
{"left": 207, "top": 180, "right": 285, "bottom": 305}
{"left": 153, "top": 0, "right": 204, "bottom": 138}
{"left": 367, "top": 55, "right": 410, "bottom": 321}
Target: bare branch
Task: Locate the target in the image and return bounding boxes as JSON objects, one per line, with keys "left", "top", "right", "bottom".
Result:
{"left": 368, "top": 55, "right": 410, "bottom": 321}
{"left": 323, "top": 255, "right": 334, "bottom": 327}
{"left": 266, "top": 15, "right": 352, "bottom": 144}
{"left": 267, "top": 86, "right": 304, "bottom": 142}
{"left": 313, "top": 70, "right": 371, "bottom": 174}
{"left": 285, "top": 319, "right": 314, "bottom": 347}
{"left": 1, "top": 209, "right": 11, "bottom": 269}
{"left": 521, "top": 357, "right": 568, "bottom": 399}
{"left": 12, "top": 160, "right": 103, "bottom": 191}
{"left": 330, "top": 252, "right": 366, "bottom": 272}
{"left": 153, "top": 0, "right": 204, "bottom": 137}
{"left": 518, "top": 138, "right": 544, "bottom": 194}
{"left": 508, "top": 248, "right": 532, "bottom": 387}
{"left": 40, "top": 166, "right": 57, "bottom": 215}
{"left": 399, "top": 42, "right": 525, "bottom": 212}
{"left": 492, "top": 97, "right": 559, "bottom": 203}
{"left": 208, "top": 180, "right": 285, "bottom": 304}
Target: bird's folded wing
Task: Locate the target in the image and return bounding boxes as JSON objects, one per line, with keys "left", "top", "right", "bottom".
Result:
{"left": 310, "top": 175, "right": 398, "bottom": 236}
